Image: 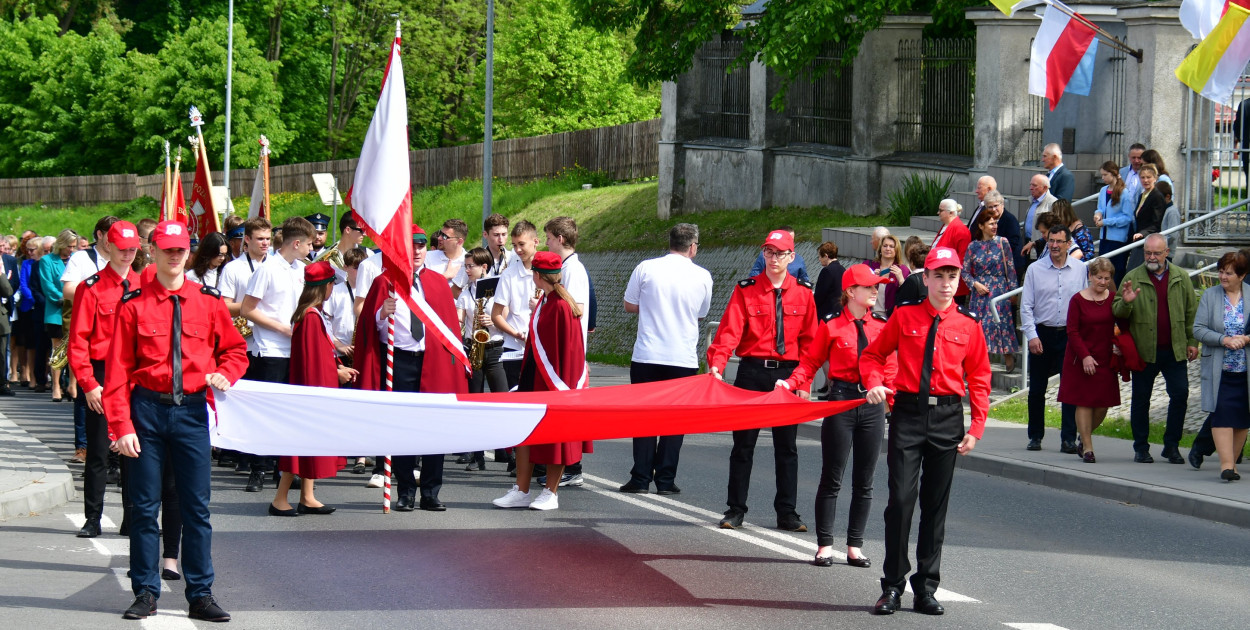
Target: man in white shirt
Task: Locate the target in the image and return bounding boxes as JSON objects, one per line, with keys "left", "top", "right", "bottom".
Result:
{"left": 237, "top": 217, "right": 313, "bottom": 492}
{"left": 354, "top": 249, "right": 384, "bottom": 321}
{"left": 618, "top": 224, "right": 713, "bottom": 495}
{"left": 219, "top": 218, "right": 272, "bottom": 359}
{"left": 491, "top": 220, "right": 540, "bottom": 389}
{"left": 330, "top": 214, "right": 366, "bottom": 282}
{"left": 62, "top": 216, "right": 119, "bottom": 302}
{"left": 482, "top": 213, "right": 516, "bottom": 278}
{"left": 426, "top": 219, "right": 468, "bottom": 286}
{"left": 543, "top": 216, "right": 591, "bottom": 487}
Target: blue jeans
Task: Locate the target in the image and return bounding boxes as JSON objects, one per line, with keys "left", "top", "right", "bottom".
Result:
{"left": 127, "top": 389, "right": 214, "bottom": 602}
{"left": 1130, "top": 347, "right": 1189, "bottom": 454}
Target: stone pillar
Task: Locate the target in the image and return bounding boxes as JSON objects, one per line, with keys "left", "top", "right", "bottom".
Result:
{"left": 657, "top": 74, "right": 701, "bottom": 219}
{"left": 852, "top": 15, "right": 931, "bottom": 158}
{"left": 968, "top": 8, "right": 1039, "bottom": 169}
{"left": 1119, "top": 2, "right": 1188, "bottom": 185}
{"left": 750, "top": 59, "right": 787, "bottom": 209}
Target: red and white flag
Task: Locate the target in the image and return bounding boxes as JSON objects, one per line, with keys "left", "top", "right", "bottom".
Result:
{"left": 1028, "top": 4, "right": 1099, "bottom": 110}
{"left": 346, "top": 22, "right": 470, "bottom": 370}
{"left": 188, "top": 138, "right": 221, "bottom": 239}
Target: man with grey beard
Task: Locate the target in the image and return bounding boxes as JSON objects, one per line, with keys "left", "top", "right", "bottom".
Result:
{"left": 1113, "top": 234, "right": 1199, "bottom": 464}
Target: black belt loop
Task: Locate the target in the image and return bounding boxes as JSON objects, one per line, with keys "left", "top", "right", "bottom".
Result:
{"left": 895, "top": 391, "right": 961, "bottom": 407}
{"left": 828, "top": 378, "right": 867, "bottom": 394}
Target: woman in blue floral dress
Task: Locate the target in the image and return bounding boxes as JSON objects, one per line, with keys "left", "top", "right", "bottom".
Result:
{"left": 962, "top": 209, "right": 1019, "bottom": 371}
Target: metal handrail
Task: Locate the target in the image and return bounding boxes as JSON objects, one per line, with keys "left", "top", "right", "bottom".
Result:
{"left": 989, "top": 196, "right": 1250, "bottom": 322}
{"left": 1071, "top": 191, "right": 1099, "bottom": 208}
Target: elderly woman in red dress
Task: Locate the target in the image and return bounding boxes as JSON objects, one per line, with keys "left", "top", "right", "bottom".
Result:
{"left": 1057, "top": 257, "right": 1120, "bottom": 463}
{"left": 492, "top": 251, "right": 588, "bottom": 512}
{"left": 268, "top": 262, "right": 358, "bottom": 516}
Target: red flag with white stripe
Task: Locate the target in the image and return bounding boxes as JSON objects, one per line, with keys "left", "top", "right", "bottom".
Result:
{"left": 346, "top": 22, "right": 469, "bottom": 371}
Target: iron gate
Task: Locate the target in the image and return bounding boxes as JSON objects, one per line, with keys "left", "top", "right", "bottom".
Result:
{"left": 1181, "top": 67, "right": 1250, "bottom": 245}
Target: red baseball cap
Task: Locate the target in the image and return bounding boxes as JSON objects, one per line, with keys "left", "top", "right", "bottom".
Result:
{"left": 841, "top": 263, "right": 891, "bottom": 292}
{"left": 532, "top": 250, "right": 563, "bottom": 274}
{"left": 107, "top": 221, "right": 141, "bottom": 249}
{"left": 762, "top": 230, "right": 795, "bottom": 252}
{"left": 152, "top": 221, "right": 190, "bottom": 250}
{"left": 924, "top": 246, "right": 962, "bottom": 270}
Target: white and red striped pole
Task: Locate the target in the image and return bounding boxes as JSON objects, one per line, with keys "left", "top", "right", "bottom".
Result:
{"left": 382, "top": 291, "right": 396, "bottom": 514}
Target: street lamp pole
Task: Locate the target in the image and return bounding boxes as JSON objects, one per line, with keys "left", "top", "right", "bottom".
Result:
{"left": 224, "top": 0, "right": 235, "bottom": 200}
{"left": 483, "top": 0, "right": 494, "bottom": 234}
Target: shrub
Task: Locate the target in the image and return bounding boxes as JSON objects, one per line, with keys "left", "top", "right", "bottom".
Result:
{"left": 885, "top": 173, "right": 952, "bottom": 226}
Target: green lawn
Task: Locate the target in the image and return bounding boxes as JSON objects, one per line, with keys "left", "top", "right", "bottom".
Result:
{"left": 989, "top": 398, "right": 1250, "bottom": 457}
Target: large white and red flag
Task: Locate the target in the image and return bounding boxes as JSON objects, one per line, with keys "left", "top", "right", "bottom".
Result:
{"left": 346, "top": 22, "right": 470, "bottom": 370}
{"left": 1028, "top": 3, "right": 1099, "bottom": 110}
{"left": 188, "top": 136, "right": 222, "bottom": 239}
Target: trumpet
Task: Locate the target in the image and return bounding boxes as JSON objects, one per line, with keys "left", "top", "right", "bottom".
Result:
{"left": 469, "top": 292, "right": 492, "bottom": 371}
{"left": 315, "top": 246, "right": 346, "bottom": 270}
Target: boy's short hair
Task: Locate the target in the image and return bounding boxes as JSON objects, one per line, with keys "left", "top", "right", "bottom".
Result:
{"left": 343, "top": 246, "right": 369, "bottom": 269}
{"left": 544, "top": 216, "right": 577, "bottom": 248}
{"left": 511, "top": 219, "right": 538, "bottom": 239}
{"left": 244, "top": 216, "right": 272, "bottom": 238}
{"left": 280, "top": 216, "right": 316, "bottom": 244}
{"left": 466, "top": 247, "right": 492, "bottom": 267}
{"left": 484, "top": 213, "right": 509, "bottom": 232}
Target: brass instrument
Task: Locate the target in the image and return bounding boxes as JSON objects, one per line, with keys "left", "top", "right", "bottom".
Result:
{"left": 315, "top": 246, "right": 345, "bottom": 270}
{"left": 233, "top": 316, "right": 253, "bottom": 339}
{"left": 50, "top": 340, "right": 69, "bottom": 370}
{"left": 469, "top": 292, "right": 492, "bottom": 371}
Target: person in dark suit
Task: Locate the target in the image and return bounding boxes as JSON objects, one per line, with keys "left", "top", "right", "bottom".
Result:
{"left": 984, "top": 191, "right": 1024, "bottom": 284}
{"left": 1128, "top": 164, "right": 1167, "bottom": 270}
{"left": 1235, "top": 99, "right": 1250, "bottom": 179}
{"left": 0, "top": 246, "right": 16, "bottom": 396}
{"left": 813, "top": 241, "right": 845, "bottom": 321}
{"left": 1042, "top": 143, "right": 1074, "bottom": 201}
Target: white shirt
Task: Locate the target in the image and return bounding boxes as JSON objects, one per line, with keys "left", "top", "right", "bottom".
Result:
{"left": 495, "top": 259, "right": 536, "bottom": 360}
{"left": 186, "top": 267, "right": 222, "bottom": 289}
{"left": 425, "top": 249, "right": 465, "bottom": 288}
{"left": 219, "top": 253, "right": 266, "bottom": 354}
{"left": 625, "top": 253, "right": 713, "bottom": 368}
{"left": 61, "top": 247, "right": 107, "bottom": 283}
{"left": 355, "top": 251, "right": 384, "bottom": 301}
{"left": 485, "top": 248, "right": 516, "bottom": 278}
{"left": 457, "top": 279, "right": 498, "bottom": 339}
{"left": 375, "top": 276, "right": 425, "bottom": 352}
{"left": 245, "top": 255, "right": 304, "bottom": 357}
{"left": 561, "top": 252, "right": 591, "bottom": 346}
{"left": 323, "top": 281, "right": 356, "bottom": 350}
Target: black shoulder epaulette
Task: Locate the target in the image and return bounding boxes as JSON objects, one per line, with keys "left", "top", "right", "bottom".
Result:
{"left": 822, "top": 312, "right": 836, "bottom": 322}
{"left": 738, "top": 278, "right": 756, "bottom": 288}
{"left": 200, "top": 286, "right": 222, "bottom": 299}
{"left": 121, "top": 288, "right": 141, "bottom": 303}
{"left": 872, "top": 312, "right": 888, "bottom": 322}
{"left": 796, "top": 278, "right": 813, "bottom": 290}
{"left": 956, "top": 304, "right": 978, "bottom": 321}
{"left": 83, "top": 273, "right": 100, "bottom": 288}
{"left": 895, "top": 299, "right": 923, "bottom": 308}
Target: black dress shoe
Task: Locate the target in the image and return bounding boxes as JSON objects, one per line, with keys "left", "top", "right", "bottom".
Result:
{"left": 76, "top": 519, "right": 102, "bottom": 538}
{"left": 118, "top": 519, "right": 129, "bottom": 537}
{"left": 913, "top": 593, "right": 945, "bottom": 615}
{"left": 873, "top": 589, "right": 901, "bottom": 615}
{"left": 268, "top": 504, "right": 298, "bottom": 517}
{"left": 618, "top": 482, "right": 649, "bottom": 494}
{"left": 297, "top": 503, "right": 336, "bottom": 515}
{"left": 394, "top": 493, "right": 417, "bottom": 512}
{"left": 1188, "top": 450, "right": 1204, "bottom": 470}
{"left": 846, "top": 555, "right": 871, "bottom": 568}
{"left": 1165, "top": 452, "right": 1185, "bottom": 465}
{"left": 1221, "top": 469, "right": 1241, "bottom": 482}
{"left": 656, "top": 485, "right": 682, "bottom": 495}
{"left": 1134, "top": 452, "right": 1155, "bottom": 464}
{"left": 777, "top": 516, "right": 808, "bottom": 532}
{"left": 812, "top": 554, "right": 834, "bottom": 567}
{"left": 0, "top": 386, "right": 15, "bottom": 396}
{"left": 1026, "top": 439, "right": 1042, "bottom": 451}
{"left": 123, "top": 591, "right": 157, "bottom": 620}
{"left": 719, "top": 511, "right": 744, "bottom": 529}
{"left": 419, "top": 497, "right": 447, "bottom": 512}
{"left": 1059, "top": 440, "right": 1080, "bottom": 454}
{"left": 188, "top": 594, "right": 231, "bottom": 622}
{"left": 244, "top": 470, "right": 265, "bottom": 492}
{"left": 162, "top": 568, "right": 182, "bottom": 581}
{"left": 455, "top": 454, "right": 472, "bottom": 464}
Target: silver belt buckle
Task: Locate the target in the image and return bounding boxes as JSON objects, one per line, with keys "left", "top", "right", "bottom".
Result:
{"left": 763, "top": 359, "right": 779, "bottom": 369}
{"left": 927, "top": 396, "right": 939, "bottom": 406}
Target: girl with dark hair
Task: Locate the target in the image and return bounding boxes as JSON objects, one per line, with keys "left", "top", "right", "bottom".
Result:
{"left": 186, "top": 232, "right": 228, "bottom": 288}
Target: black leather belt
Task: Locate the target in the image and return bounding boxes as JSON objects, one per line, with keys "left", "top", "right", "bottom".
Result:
{"left": 895, "top": 391, "right": 962, "bottom": 407}
{"left": 393, "top": 349, "right": 425, "bottom": 359}
{"left": 133, "top": 386, "right": 207, "bottom": 407}
{"left": 740, "top": 357, "right": 799, "bottom": 369}
{"left": 828, "top": 378, "right": 867, "bottom": 394}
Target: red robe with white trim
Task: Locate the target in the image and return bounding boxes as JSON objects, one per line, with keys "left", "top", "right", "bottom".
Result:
{"left": 520, "top": 294, "right": 590, "bottom": 464}
{"left": 354, "top": 269, "right": 467, "bottom": 396}
{"left": 281, "top": 307, "right": 346, "bottom": 478}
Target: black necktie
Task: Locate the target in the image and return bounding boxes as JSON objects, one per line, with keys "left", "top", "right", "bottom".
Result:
{"left": 917, "top": 314, "right": 940, "bottom": 399}
{"left": 409, "top": 274, "right": 424, "bottom": 343}
{"left": 170, "top": 295, "right": 184, "bottom": 405}
{"left": 854, "top": 318, "right": 869, "bottom": 357}
{"left": 121, "top": 278, "right": 130, "bottom": 294}
{"left": 774, "top": 288, "right": 786, "bottom": 356}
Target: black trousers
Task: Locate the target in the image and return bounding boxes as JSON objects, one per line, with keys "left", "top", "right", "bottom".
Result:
{"left": 1129, "top": 347, "right": 1189, "bottom": 454}
{"left": 727, "top": 360, "right": 800, "bottom": 518}
{"left": 242, "top": 355, "right": 290, "bottom": 472}
{"left": 390, "top": 349, "right": 442, "bottom": 499}
{"left": 1027, "top": 325, "right": 1076, "bottom": 443}
{"left": 83, "top": 361, "right": 112, "bottom": 521}
{"left": 816, "top": 384, "right": 886, "bottom": 548}
{"left": 628, "top": 362, "right": 698, "bottom": 490}
{"left": 502, "top": 358, "right": 523, "bottom": 390}
{"left": 881, "top": 396, "right": 964, "bottom": 597}
{"left": 467, "top": 346, "right": 509, "bottom": 466}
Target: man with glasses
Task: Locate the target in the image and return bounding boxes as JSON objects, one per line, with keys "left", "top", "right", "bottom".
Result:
{"left": 329, "top": 214, "right": 365, "bottom": 282}
{"left": 426, "top": 219, "right": 468, "bottom": 287}
{"left": 708, "top": 230, "right": 818, "bottom": 532}
{"left": 1020, "top": 226, "right": 1086, "bottom": 453}
{"left": 1113, "top": 234, "right": 1198, "bottom": 464}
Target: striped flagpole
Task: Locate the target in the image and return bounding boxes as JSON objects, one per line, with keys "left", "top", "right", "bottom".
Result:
{"left": 383, "top": 290, "right": 396, "bottom": 514}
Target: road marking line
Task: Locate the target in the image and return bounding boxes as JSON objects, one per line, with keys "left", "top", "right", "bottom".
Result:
{"left": 580, "top": 472, "right": 979, "bottom": 604}
{"left": 1004, "top": 624, "right": 1071, "bottom": 630}
{"left": 68, "top": 514, "right": 118, "bottom": 529}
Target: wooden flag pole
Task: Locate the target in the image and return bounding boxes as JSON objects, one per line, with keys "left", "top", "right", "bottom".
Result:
{"left": 259, "top": 135, "right": 271, "bottom": 221}
{"left": 188, "top": 106, "right": 223, "bottom": 234}
{"left": 1048, "top": 0, "right": 1142, "bottom": 62}
{"left": 163, "top": 140, "right": 172, "bottom": 221}
{"left": 172, "top": 146, "right": 183, "bottom": 221}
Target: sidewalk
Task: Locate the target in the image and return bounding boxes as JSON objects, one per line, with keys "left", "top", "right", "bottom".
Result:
{"left": 0, "top": 411, "right": 75, "bottom": 520}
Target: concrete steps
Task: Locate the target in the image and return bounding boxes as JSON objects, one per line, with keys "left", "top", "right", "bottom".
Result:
{"left": 821, "top": 225, "right": 937, "bottom": 261}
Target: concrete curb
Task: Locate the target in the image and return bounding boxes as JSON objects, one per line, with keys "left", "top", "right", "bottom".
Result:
{"left": 0, "top": 414, "right": 75, "bottom": 520}
{"left": 956, "top": 450, "right": 1250, "bottom": 529}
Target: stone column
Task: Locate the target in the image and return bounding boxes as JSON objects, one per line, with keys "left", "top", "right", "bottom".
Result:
{"left": 1119, "top": 2, "right": 1188, "bottom": 185}
{"left": 852, "top": 15, "right": 931, "bottom": 158}
{"left": 750, "top": 59, "right": 787, "bottom": 209}
{"left": 657, "top": 73, "right": 701, "bottom": 219}
{"left": 968, "top": 8, "right": 1039, "bottom": 169}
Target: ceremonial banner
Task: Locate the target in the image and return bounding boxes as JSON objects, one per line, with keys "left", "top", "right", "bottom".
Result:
{"left": 1176, "top": 3, "right": 1250, "bottom": 105}
{"left": 188, "top": 138, "right": 221, "bottom": 239}
{"left": 247, "top": 136, "right": 271, "bottom": 220}
{"left": 1029, "top": 4, "right": 1099, "bottom": 110}
{"left": 346, "top": 22, "right": 470, "bottom": 370}
{"left": 211, "top": 374, "right": 862, "bottom": 456}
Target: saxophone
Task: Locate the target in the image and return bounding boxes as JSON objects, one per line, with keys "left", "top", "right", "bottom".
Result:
{"left": 233, "top": 316, "right": 253, "bottom": 339}
{"left": 469, "top": 293, "right": 491, "bottom": 371}
{"left": 50, "top": 340, "right": 69, "bottom": 370}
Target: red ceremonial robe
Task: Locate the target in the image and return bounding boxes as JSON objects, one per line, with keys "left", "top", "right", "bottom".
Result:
{"left": 281, "top": 307, "right": 346, "bottom": 478}
{"left": 354, "top": 269, "right": 468, "bottom": 396}
{"left": 521, "top": 294, "right": 591, "bottom": 465}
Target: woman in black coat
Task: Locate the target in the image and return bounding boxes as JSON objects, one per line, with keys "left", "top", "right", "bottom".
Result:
{"left": 1128, "top": 163, "right": 1166, "bottom": 269}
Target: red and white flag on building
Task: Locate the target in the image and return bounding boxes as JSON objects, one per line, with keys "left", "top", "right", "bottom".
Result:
{"left": 1028, "top": 3, "right": 1099, "bottom": 110}
{"left": 346, "top": 22, "right": 470, "bottom": 370}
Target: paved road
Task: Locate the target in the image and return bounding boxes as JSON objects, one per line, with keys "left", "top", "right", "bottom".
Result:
{"left": 2, "top": 385, "right": 1247, "bottom": 629}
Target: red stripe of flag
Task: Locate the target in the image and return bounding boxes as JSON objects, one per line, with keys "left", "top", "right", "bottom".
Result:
{"left": 1046, "top": 14, "right": 1097, "bottom": 110}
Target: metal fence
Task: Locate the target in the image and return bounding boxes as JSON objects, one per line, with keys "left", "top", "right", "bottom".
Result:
{"left": 894, "top": 38, "right": 975, "bottom": 156}
{"left": 697, "top": 37, "right": 750, "bottom": 141}
{"left": 786, "top": 43, "right": 853, "bottom": 148}
{"left": 1180, "top": 63, "right": 1250, "bottom": 245}
{"left": 1104, "top": 43, "right": 1128, "bottom": 165}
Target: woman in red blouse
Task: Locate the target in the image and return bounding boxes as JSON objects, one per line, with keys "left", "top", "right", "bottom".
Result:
{"left": 783, "top": 264, "right": 895, "bottom": 569}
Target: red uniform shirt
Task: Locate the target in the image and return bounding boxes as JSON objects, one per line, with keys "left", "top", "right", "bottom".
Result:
{"left": 103, "top": 279, "right": 249, "bottom": 439}
{"left": 786, "top": 309, "right": 896, "bottom": 395}
{"left": 860, "top": 299, "right": 991, "bottom": 439}
{"left": 707, "top": 273, "right": 818, "bottom": 372}
{"left": 68, "top": 265, "right": 138, "bottom": 392}
{"left": 933, "top": 218, "right": 972, "bottom": 296}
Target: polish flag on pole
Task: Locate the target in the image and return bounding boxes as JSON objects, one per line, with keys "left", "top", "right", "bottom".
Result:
{"left": 347, "top": 22, "right": 470, "bottom": 371}
{"left": 1028, "top": 3, "right": 1099, "bottom": 110}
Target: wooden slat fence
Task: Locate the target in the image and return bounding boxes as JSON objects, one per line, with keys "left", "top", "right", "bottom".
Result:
{"left": 0, "top": 119, "right": 659, "bottom": 207}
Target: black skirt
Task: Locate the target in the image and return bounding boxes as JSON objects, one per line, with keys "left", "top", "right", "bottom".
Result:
{"left": 1210, "top": 371, "right": 1250, "bottom": 430}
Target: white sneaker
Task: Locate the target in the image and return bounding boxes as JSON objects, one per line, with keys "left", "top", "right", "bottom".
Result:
{"left": 558, "top": 473, "right": 584, "bottom": 487}
{"left": 528, "top": 488, "right": 559, "bottom": 511}
{"left": 365, "top": 474, "right": 384, "bottom": 489}
{"left": 492, "top": 485, "right": 534, "bottom": 509}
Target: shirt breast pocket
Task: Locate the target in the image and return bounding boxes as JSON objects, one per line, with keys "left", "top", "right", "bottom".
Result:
{"left": 182, "top": 319, "right": 211, "bottom": 345}
{"left": 747, "top": 304, "right": 770, "bottom": 319}
{"left": 137, "top": 320, "right": 170, "bottom": 355}
{"left": 941, "top": 329, "right": 970, "bottom": 346}
{"left": 834, "top": 337, "right": 855, "bottom": 350}
{"left": 96, "top": 300, "right": 118, "bottom": 318}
